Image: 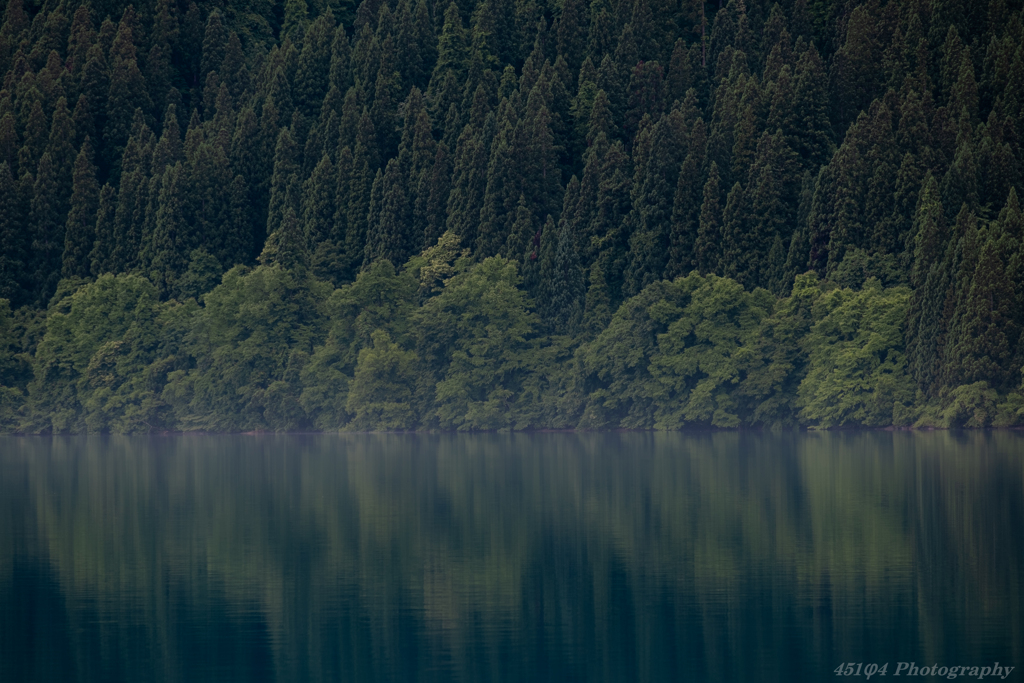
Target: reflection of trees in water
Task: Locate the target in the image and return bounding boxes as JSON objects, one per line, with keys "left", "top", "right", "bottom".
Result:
{"left": 1, "top": 433, "right": 1022, "bottom": 681}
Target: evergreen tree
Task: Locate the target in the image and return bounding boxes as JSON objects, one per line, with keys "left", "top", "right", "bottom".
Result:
{"left": 791, "top": 45, "right": 833, "bottom": 172}
{"left": 694, "top": 161, "right": 723, "bottom": 275}
{"left": 949, "top": 49, "right": 979, "bottom": 126}
{"left": 344, "top": 112, "right": 380, "bottom": 278}
{"left": 429, "top": 2, "right": 469, "bottom": 119}
{"left": 446, "top": 122, "right": 489, "bottom": 249}
{"left": 417, "top": 142, "right": 453, "bottom": 251}
{"left": 66, "top": 7, "right": 97, "bottom": 87}
{"left": 0, "top": 162, "right": 26, "bottom": 304}
{"left": 783, "top": 170, "right": 816, "bottom": 286}
{"left": 666, "top": 118, "right": 707, "bottom": 279}
{"left": 302, "top": 154, "right": 336, "bottom": 246}
{"left": 937, "top": 203, "right": 982, "bottom": 389}
{"left": 906, "top": 173, "right": 949, "bottom": 391}
{"left": 266, "top": 128, "right": 301, "bottom": 238}
{"left": 730, "top": 77, "right": 763, "bottom": 183}
{"left": 941, "top": 123, "right": 980, "bottom": 219}
{"left": 556, "top": 0, "right": 589, "bottom": 74}
{"left": 665, "top": 39, "right": 692, "bottom": 105}
{"left": 829, "top": 2, "right": 885, "bottom": 133}
{"left": 937, "top": 23, "right": 963, "bottom": 96}
{"left": 370, "top": 35, "right": 403, "bottom": 160}
{"left": 395, "top": 0, "right": 427, "bottom": 90}
{"left": 588, "top": 138, "right": 632, "bottom": 307}
{"left": 104, "top": 14, "right": 151, "bottom": 178}
{"left": 76, "top": 45, "right": 109, "bottom": 151}
{"left": 549, "top": 216, "right": 586, "bottom": 335}
{"left": 329, "top": 25, "right": 352, "bottom": 93}
{"left": 587, "top": 0, "right": 617, "bottom": 63}
{"left": 45, "top": 97, "right": 77, "bottom": 209}
{"left": 145, "top": 0, "right": 178, "bottom": 116}
{"left": 185, "top": 140, "right": 234, "bottom": 267}
{"left": 111, "top": 120, "right": 154, "bottom": 273}
{"left": 222, "top": 174, "right": 253, "bottom": 269}
{"left": 944, "top": 230, "right": 1018, "bottom": 390}
{"left": 504, "top": 194, "right": 534, "bottom": 263}
{"left": 89, "top": 184, "right": 117, "bottom": 276}
{"left": 364, "top": 157, "right": 413, "bottom": 266}
{"left": 1000, "top": 189, "right": 1024, "bottom": 375}
{"left": 741, "top": 129, "right": 796, "bottom": 289}
{"left": 18, "top": 99, "right": 47, "bottom": 176}
{"left": 0, "top": 114, "right": 16, "bottom": 172}
{"left": 624, "top": 60, "right": 665, "bottom": 144}
{"left": 476, "top": 97, "right": 521, "bottom": 257}
{"left": 30, "top": 152, "right": 64, "bottom": 302}
{"left": 283, "top": 0, "right": 311, "bottom": 39}
{"left": 718, "top": 181, "right": 749, "bottom": 281}
{"left": 260, "top": 208, "right": 310, "bottom": 274}
{"left": 201, "top": 11, "right": 228, "bottom": 83}
{"left": 311, "top": 144, "right": 352, "bottom": 286}
{"left": 150, "top": 162, "right": 193, "bottom": 295}
{"left": 153, "top": 104, "right": 183, "bottom": 172}
{"left": 624, "top": 106, "right": 688, "bottom": 295}
{"left": 61, "top": 138, "right": 100, "bottom": 279}
{"left": 515, "top": 85, "right": 562, "bottom": 236}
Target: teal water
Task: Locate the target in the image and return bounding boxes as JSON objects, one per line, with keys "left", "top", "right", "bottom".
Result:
{"left": 1, "top": 433, "right": 1021, "bottom": 682}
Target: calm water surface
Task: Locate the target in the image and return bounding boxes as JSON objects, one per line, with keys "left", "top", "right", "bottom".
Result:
{"left": 1, "top": 433, "right": 1022, "bottom": 682}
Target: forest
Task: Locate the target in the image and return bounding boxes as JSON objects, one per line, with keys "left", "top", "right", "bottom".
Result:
{"left": 0, "top": 0, "right": 1023, "bottom": 431}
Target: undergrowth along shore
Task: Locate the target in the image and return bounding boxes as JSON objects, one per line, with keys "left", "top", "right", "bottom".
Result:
{"left": 3, "top": 244, "right": 1023, "bottom": 434}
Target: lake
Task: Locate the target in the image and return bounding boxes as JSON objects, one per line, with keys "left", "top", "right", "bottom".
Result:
{"left": 1, "top": 433, "right": 1021, "bottom": 682}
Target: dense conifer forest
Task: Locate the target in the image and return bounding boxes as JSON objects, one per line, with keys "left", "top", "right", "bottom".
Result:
{"left": 0, "top": 0, "right": 1023, "bottom": 432}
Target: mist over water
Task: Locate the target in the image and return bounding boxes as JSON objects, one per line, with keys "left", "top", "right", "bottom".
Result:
{"left": 1, "top": 433, "right": 1021, "bottom": 682}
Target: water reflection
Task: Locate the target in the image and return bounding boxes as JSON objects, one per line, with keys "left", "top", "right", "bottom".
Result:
{"left": 1, "top": 433, "right": 1021, "bottom": 682}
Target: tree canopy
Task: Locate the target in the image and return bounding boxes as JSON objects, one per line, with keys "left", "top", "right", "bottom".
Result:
{"left": 2, "top": 0, "right": 1023, "bottom": 432}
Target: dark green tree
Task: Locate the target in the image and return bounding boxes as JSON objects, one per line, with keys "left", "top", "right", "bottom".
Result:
{"left": 201, "top": 11, "right": 228, "bottom": 83}
{"left": 75, "top": 45, "right": 109, "bottom": 148}
{"left": 943, "top": 228, "right": 1018, "bottom": 390}
{"left": 428, "top": 2, "right": 469, "bottom": 119}
{"left": 364, "top": 157, "right": 414, "bottom": 267}
{"left": 104, "top": 14, "right": 151, "bottom": 178}
{"left": 416, "top": 142, "right": 453, "bottom": 251}
{"left": 694, "top": 161, "right": 723, "bottom": 275}
{"left": 45, "top": 97, "right": 77, "bottom": 206}
{"left": 446, "top": 122, "right": 489, "bottom": 249}
{"left": 260, "top": 208, "right": 310, "bottom": 274}
{"left": 30, "top": 153, "right": 66, "bottom": 302}
{"left": 18, "top": 99, "right": 47, "bottom": 176}
{"left": 149, "top": 162, "right": 193, "bottom": 296}
{"left": 89, "top": 184, "right": 117, "bottom": 276}
{"left": 790, "top": 44, "right": 833, "bottom": 172}
{"left": 665, "top": 39, "right": 692, "bottom": 105}
{"left": 0, "top": 162, "right": 26, "bottom": 304}
{"left": 741, "top": 129, "right": 796, "bottom": 290}
{"left": 549, "top": 216, "right": 586, "bottom": 335}
{"left": 111, "top": 120, "right": 155, "bottom": 274}
{"left": 905, "top": 173, "right": 949, "bottom": 392}
{"left": 61, "top": 138, "right": 100, "bottom": 279}
{"left": 343, "top": 111, "right": 379, "bottom": 278}
{"left": 829, "top": 2, "right": 885, "bottom": 133}
{"left": 266, "top": 128, "right": 301, "bottom": 239}
{"left": 556, "top": 0, "right": 589, "bottom": 74}
{"left": 294, "top": 15, "right": 333, "bottom": 118}
{"left": 329, "top": 25, "right": 353, "bottom": 93}
{"left": 666, "top": 118, "right": 707, "bottom": 279}
{"left": 624, "top": 106, "right": 688, "bottom": 295}
{"left": 302, "top": 154, "right": 336, "bottom": 247}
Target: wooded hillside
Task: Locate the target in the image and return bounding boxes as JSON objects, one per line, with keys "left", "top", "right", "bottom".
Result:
{"left": 1, "top": 0, "right": 1023, "bottom": 431}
